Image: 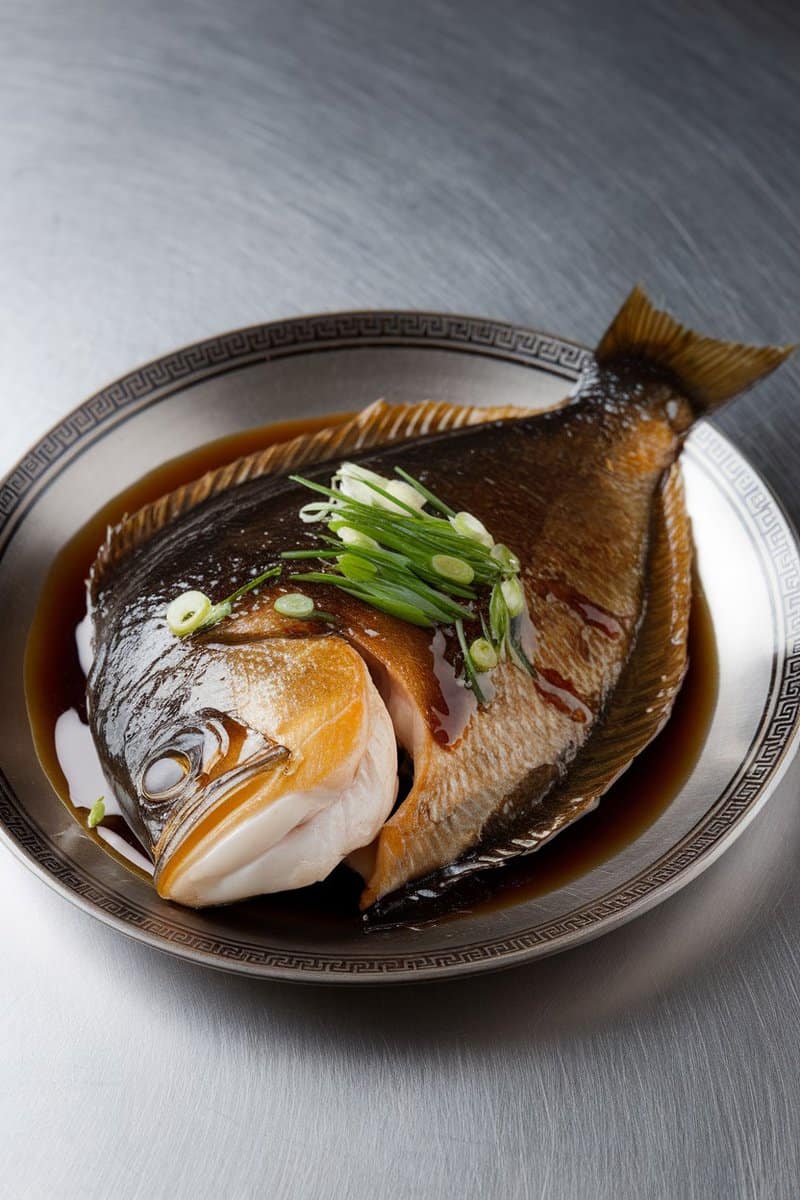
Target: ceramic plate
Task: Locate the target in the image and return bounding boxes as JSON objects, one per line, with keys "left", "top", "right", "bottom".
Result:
{"left": 2, "top": 312, "right": 799, "bottom": 983}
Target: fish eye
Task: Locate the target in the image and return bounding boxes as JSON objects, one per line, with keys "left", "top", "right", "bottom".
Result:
{"left": 142, "top": 752, "right": 192, "bottom": 801}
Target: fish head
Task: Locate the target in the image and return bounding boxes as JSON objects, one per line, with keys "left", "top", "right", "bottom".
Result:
{"left": 135, "top": 704, "right": 290, "bottom": 860}
{"left": 89, "top": 620, "right": 396, "bottom": 905}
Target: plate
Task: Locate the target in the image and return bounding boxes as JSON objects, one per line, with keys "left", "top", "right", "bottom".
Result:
{"left": 2, "top": 311, "right": 799, "bottom": 983}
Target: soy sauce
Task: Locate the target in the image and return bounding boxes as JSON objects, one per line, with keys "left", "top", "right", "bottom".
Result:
{"left": 24, "top": 412, "right": 718, "bottom": 922}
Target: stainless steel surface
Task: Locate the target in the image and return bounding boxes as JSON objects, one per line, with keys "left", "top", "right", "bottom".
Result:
{"left": 1, "top": 0, "right": 799, "bottom": 1194}
{"left": 3, "top": 322, "right": 798, "bottom": 984}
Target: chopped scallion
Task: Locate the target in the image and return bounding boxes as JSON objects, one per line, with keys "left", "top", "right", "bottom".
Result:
{"left": 431, "top": 554, "right": 475, "bottom": 585}
{"left": 334, "top": 525, "right": 380, "bottom": 551}
{"left": 470, "top": 637, "right": 498, "bottom": 673}
{"left": 392, "top": 467, "right": 456, "bottom": 518}
{"left": 501, "top": 576, "right": 525, "bottom": 618}
{"left": 274, "top": 593, "right": 315, "bottom": 618}
{"left": 88, "top": 797, "right": 105, "bottom": 829}
{"left": 222, "top": 565, "right": 281, "bottom": 606}
{"left": 490, "top": 543, "right": 521, "bottom": 574}
{"left": 455, "top": 620, "right": 488, "bottom": 706}
{"left": 450, "top": 511, "right": 494, "bottom": 548}
{"left": 166, "top": 591, "right": 211, "bottom": 637}
{"left": 337, "top": 553, "right": 379, "bottom": 582}
{"left": 275, "top": 461, "right": 531, "bottom": 705}
{"left": 166, "top": 566, "right": 281, "bottom": 639}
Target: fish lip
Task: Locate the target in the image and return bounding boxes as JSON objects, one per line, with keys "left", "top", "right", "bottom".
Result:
{"left": 152, "top": 741, "right": 290, "bottom": 882}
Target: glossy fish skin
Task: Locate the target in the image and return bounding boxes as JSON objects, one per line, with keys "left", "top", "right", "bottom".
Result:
{"left": 87, "top": 402, "right": 522, "bottom": 903}
{"left": 87, "top": 288, "right": 792, "bottom": 910}
{"left": 87, "top": 390, "right": 688, "bottom": 905}
{"left": 353, "top": 377, "right": 688, "bottom": 905}
{"left": 366, "top": 459, "right": 693, "bottom": 924}
{"left": 87, "top": 584, "right": 399, "bottom": 904}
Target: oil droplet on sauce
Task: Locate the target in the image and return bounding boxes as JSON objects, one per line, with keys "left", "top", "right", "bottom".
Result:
{"left": 25, "top": 411, "right": 718, "bottom": 926}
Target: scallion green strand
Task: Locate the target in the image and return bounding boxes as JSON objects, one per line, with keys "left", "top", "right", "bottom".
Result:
{"left": 392, "top": 466, "right": 456, "bottom": 518}
{"left": 455, "top": 619, "right": 487, "bottom": 706}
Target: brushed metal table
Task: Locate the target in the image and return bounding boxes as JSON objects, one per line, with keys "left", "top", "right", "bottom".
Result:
{"left": 2, "top": 2, "right": 799, "bottom": 1197}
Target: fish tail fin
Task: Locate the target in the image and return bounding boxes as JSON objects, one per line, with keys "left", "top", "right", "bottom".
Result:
{"left": 595, "top": 284, "right": 795, "bottom": 414}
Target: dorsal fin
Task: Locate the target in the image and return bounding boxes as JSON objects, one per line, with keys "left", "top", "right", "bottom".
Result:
{"left": 89, "top": 398, "right": 534, "bottom": 600}
{"left": 596, "top": 285, "right": 794, "bottom": 413}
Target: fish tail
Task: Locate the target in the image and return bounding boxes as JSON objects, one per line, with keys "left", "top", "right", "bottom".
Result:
{"left": 595, "top": 285, "right": 795, "bottom": 413}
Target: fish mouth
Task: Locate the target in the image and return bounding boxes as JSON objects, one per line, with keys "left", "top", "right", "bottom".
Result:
{"left": 153, "top": 741, "right": 291, "bottom": 897}
{"left": 153, "top": 673, "right": 398, "bottom": 908}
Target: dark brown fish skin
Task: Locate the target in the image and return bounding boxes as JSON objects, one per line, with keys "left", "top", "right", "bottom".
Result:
{"left": 87, "top": 287, "right": 794, "bottom": 907}
{"left": 85, "top": 402, "right": 526, "bottom": 865}
{"left": 88, "top": 372, "right": 680, "bottom": 888}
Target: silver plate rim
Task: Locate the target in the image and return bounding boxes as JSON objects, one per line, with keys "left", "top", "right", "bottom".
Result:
{"left": 1, "top": 309, "right": 799, "bottom": 985}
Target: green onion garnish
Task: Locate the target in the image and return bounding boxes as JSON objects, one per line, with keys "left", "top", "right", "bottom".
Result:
{"left": 450, "top": 510, "right": 494, "bottom": 548}
{"left": 222, "top": 565, "right": 282, "bottom": 606}
{"left": 334, "top": 525, "right": 380, "bottom": 551}
{"left": 470, "top": 637, "right": 498, "bottom": 673}
{"left": 166, "top": 591, "right": 211, "bottom": 637}
{"left": 274, "top": 593, "right": 315, "bottom": 618}
{"left": 163, "top": 455, "right": 534, "bottom": 707}
{"left": 88, "top": 797, "right": 106, "bottom": 828}
{"left": 455, "top": 620, "right": 488, "bottom": 706}
{"left": 490, "top": 543, "right": 521, "bottom": 574}
{"left": 501, "top": 576, "right": 525, "bottom": 618}
{"left": 337, "top": 553, "right": 379, "bottom": 582}
{"left": 431, "top": 554, "right": 475, "bottom": 586}
{"left": 393, "top": 467, "right": 456, "bottom": 518}
{"left": 283, "top": 460, "right": 533, "bottom": 703}
{"left": 166, "top": 566, "right": 280, "bottom": 638}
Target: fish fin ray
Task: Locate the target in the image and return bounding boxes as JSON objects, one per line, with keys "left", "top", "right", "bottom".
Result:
{"left": 596, "top": 284, "right": 794, "bottom": 412}
{"left": 89, "top": 398, "right": 532, "bottom": 600}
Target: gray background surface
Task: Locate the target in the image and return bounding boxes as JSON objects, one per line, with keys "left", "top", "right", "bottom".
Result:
{"left": 2, "top": 1, "right": 800, "bottom": 1197}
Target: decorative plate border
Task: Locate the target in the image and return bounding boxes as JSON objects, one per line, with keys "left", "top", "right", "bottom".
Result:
{"left": 1, "top": 312, "right": 799, "bottom": 982}
{"left": 0, "top": 311, "right": 587, "bottom": 552}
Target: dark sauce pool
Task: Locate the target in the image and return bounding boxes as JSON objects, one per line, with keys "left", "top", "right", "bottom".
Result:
{"left": 25, "top": 412, "right": 718, "bottom": 930}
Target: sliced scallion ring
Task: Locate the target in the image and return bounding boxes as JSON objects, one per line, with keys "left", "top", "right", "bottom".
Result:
{"left": 450, "top": 511, "right": 494, "bottom": 548}
{"left": 274, "top": 592, "right": 315, "bottom": 618}
{"left": 87, "top": 797, "right": 106, "bottom": 829}
{"left": 470, "top": 637, "right": 498, "bottom": 673}
{"left": 166, "top": 591, "right": 212, "bottom": 637}
{"left": 490, "top": 543, "right": 521, "bottom": 573}
{"left": 431, "top": 554, "right": 475, "bottom": 585}
{"left": 501, "top": 576, "right": 526, "bottom": 618}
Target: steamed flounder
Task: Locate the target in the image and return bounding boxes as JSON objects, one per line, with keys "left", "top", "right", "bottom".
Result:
{"left": 86, "top": 288, "right": 792, "bottom": 912}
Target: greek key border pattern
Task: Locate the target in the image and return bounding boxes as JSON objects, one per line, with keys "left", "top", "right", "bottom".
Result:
{"left": 1, "top": 319, "right": 798, "bottom": 977}
{"left": 0, "top": 312, "right": 588, "bottom": 532}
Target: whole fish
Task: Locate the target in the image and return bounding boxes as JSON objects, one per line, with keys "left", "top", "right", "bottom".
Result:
{"left": 86, "top": 288, "right": 792, "bottom": 912}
